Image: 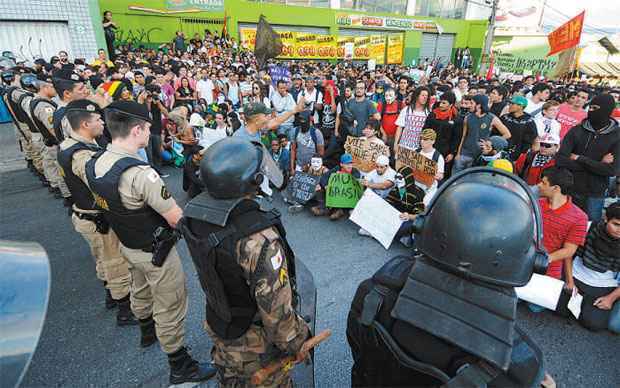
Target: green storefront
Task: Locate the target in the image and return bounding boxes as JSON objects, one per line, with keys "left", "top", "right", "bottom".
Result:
{"left": 96, "top": 0, "right": 487, "bottom": 68}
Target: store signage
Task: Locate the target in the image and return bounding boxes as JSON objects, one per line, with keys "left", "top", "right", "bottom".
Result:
{"left": 165, "top": 0, "right": 224, "bottom": 12}
{"left": 336, "top": 13, "right": 439, "bottom": 33}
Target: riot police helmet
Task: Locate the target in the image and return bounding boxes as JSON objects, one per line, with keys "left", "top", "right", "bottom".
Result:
{"left": 200, "top": 137, "right": 264, "bottom": 199}
{"left": 1, "top": 70, "right": 15, "bottom": 84}
{"left": 411, "top": 167, "right": 548, "bottom": 287}
{"left": 20, "top": 73, "right": 38, "bottom": 91}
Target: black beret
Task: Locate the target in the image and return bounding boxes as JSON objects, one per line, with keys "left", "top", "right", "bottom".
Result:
{"left": 106, "top": 100, "right": 152, "bottom": 123}
{"left": 53, "top": 68, "right": 83, "bottom": 83}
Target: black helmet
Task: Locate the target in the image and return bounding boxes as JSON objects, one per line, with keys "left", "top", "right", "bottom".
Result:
{"left": 411, "top": 167, "right": 548, "bottom": 287}
{"left": 20, "top": 73, "right": 37, "bottom": 91}
{"left": 200, "top": 137, "right": 264, "bottom": 199}
{"left": 1, "top": 70, "right": 15, "bottom": 84}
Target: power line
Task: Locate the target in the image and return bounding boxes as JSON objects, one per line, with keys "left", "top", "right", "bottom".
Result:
{"left": 544, "top": 4, "right": 615, "bottom": 35}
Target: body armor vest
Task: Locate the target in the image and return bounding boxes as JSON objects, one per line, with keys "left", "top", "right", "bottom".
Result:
{"left": 85, "top": 151, "right": 168, "bottom": 249}
{"left": 57, "top": 140, "right": 100, "bottom": 210}
{"left": 53, "top": 106, "right": 67, "bottom": 143}
{"left": 30, "top": 98, "right": 58, "bottom": 145}
{"left": 15, "top": 91, "right": 39, "bottom": 133}
{"left": 180, "top": 196, "right": 297, "bottom": 340}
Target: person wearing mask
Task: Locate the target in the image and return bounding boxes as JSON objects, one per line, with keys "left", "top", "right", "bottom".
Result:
{"left": 529, "top": 167, "right": 588, "bottom": 313}
{"left": 501, "top": 95, "right": 538, "bottom": 161}
{"left": 557, "top": 94, "right": 620, "bottom": 222}
{"left": 290, "top": 111, "right": 325, "bottom": 175}
{"left": 377, "top": 88, "right": 401, "bottom": 151}
{"left": 557, "top": 89, "right": 589, "bottom": 140}
{"left": 271, "top": 79, "right": 297, "bottom": 141}
{"left": 394, "top": 86, "right": 430, "bottom": 154}
{"left": 534, "top": 100, "right": 561, "bottom": 140}
{"left": 424, "top": 91, "right": 458, "bottom": 165}
{"left": 515, "top": 131, "right": 559, "bottom": 187}
{"left": 454, "top": 94, "right": 511, "bottom": 174}
{"left": 525, "top": 83, "right": 551, "bottom": 117}
{"left": 558, "top": 201, "right": 620, "bottom": 333}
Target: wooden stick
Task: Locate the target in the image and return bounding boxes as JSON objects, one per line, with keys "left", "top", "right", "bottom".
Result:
{"left": 251, "top": 330, "right": 331, "bottom": 386}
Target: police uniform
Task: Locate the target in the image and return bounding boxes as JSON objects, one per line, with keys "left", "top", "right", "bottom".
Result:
{"left": 85, "top": 100, "right": 214, "bottom": 385}
{"left": 57, "top": 100, "right": 132, "bottom": 321}
{"left": 7, "top": 86, "right": 35, "bottom": 166}
{"left": 347, "top": 168, "right": 550, "bottom": 388}
{"left": 180, "top": 138, "right": 310, "bottom": 387}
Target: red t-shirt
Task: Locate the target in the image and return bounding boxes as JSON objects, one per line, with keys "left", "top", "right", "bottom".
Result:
{"left": 556, "top": 103, "right": 587, "bottom": 140}
{"left": 377, "top": 101, "right": 401, "bottom": 137}
{"left": 538, "top": 198, "right": 587, "bottom": 279}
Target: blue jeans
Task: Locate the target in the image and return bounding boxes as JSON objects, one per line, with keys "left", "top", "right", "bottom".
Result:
{"left": 451, "top": 155, "right": 474, "bottom": 175}
{"left": 573, "top": 194, "right": 605, "bottom": 222}
{"left": 609, "top": 301, "right": 620, "bottom": 334}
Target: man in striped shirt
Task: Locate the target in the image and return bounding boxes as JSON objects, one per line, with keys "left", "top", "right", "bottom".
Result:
{"left": 536, "top": 167, "right": 588, "bottom": 289}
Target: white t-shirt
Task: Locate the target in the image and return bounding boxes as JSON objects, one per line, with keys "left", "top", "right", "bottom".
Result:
{"left": 525, "top": 99, "right": 544, "bottom": 117}
{"left": 534, "top": 116, "right": 561, "bottom": 139}
{"left": 199, "top": 127, "right": 228, "bottom": 149}
{"left": 196, "top": 79, "right": 214, "bottom": 104}
{"left": 417, "top": 148, "right": 445, "bottom": 194}
{"left": 366, "top": 167, "right": 396, "bottom": 198}
{"left": 395, "top": 107, "right": 429, "bottom": 150}
{"left": 572, "top": 256, "right": 619, "bottom": 288}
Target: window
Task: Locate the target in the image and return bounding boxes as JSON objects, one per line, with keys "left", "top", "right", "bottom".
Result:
{"left": 340, "top": 0, "right": 408, "bottom": 15}
{"left": 415, "top": 0, "right": 466, "bottom": 19}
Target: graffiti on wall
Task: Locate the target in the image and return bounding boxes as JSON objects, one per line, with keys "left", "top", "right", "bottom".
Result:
{"left": 114, "top": 27, "right": 163, "bottom": 45}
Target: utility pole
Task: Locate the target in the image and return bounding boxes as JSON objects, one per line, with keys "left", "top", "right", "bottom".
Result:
{"left": 480, "top": 0, "right": 499, "bottom": 75}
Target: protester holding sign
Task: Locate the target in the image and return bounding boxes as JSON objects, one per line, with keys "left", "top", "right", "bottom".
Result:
{"left": 343, "top": 119, "right": 390, "bottom": 173}
{"left": 313, "top": 153, "right": 362, "bottom": 221}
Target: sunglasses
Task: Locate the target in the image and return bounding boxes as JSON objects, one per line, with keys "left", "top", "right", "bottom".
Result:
{"left": 540, "top": 143, "right": 555, "bottom": 148}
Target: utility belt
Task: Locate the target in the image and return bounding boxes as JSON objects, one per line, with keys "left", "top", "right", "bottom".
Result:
{"left": 73, "top": 210, "right": 110, "bottom": 234}
{"left": 148, "top": 226, "right": 181, "bottom": 267}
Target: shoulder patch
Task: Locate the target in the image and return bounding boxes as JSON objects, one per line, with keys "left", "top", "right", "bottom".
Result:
{"left": 45, "top": 107, "right": 54, "bottom": 114}
{"left": 270, "top": 249, "right": 283, "bottom": 270}
{"left": 161, "top": 186, "right": 171, "bottom": 200}
{"left": 48, "top": 115, "right": 54, "bottom": 125}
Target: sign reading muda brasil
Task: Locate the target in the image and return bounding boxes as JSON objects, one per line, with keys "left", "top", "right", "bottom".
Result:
{"left": 336, "top": 13, "right": 439, "bottom": 33}
{"left": 165, "top": 0, "right": 224, "bottom": 12}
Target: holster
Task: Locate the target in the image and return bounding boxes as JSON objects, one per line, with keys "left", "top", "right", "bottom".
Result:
{"left": 74, "top": 211, "right": 110, "bottom": 234}
{"left": 151, "top": 226, "right": 180, "bottom": 267}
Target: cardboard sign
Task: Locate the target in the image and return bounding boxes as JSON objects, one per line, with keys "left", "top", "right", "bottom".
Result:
{"left": 395, "top": 145, "right": 437, "bottom": 187}
{"left": 344, "top": 136, "right": 390, "bottom": 173}
{"left": 350, "top": 189, "right": 403, "bottom": 249}
{"left": 287, "top": 173, "right": 320, "bottom": 204}
{"left": 326, "top": 172, "right": 363, "bottom": 208}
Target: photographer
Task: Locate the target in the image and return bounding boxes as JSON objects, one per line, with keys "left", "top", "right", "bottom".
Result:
{"left": 138, "top": 83, "right": 168, "bottom": 171}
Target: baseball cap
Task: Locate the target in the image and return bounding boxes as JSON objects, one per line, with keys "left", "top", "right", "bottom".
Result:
{"left": 292, "top": 73, "right": 302, "bottom": 80}
{"left": 340, "top": 153, "right": 353, "bottom": 164}
{"left": 539, "top": 132, "right": 560, "bottom": 145}
{"left": 243, "top": 101, "right": 272, "bottom": 117}
{"left": 489, "top": 135, "right": 508, "bottom": 151}
{"left": 510, "top": 95, "right": 528, "bottom": 108}
{"left": 376, "top": 155, "right": 389, "bottom": 166}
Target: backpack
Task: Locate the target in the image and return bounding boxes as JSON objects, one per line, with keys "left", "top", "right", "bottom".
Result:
{"left": 293, "top": 126, "right": 318, "bottom": 148}
{"left": 415, "top": 147, "right": 440, "bottom": 163}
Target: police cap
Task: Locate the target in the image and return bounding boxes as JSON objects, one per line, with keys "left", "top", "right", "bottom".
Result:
{"left": 66, "top": 99, "right": 102, "bottom": 115}
{"left": 106, "top": 100, "right": 152, "bottom": 124}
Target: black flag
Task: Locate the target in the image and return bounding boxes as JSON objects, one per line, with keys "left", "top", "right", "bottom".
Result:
{"left": 254, "top": 15, "right": 282, "bottom": 70}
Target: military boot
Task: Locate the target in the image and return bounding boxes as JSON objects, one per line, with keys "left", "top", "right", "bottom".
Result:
{"left": 167, "top": 347, "right": 217, "bottom": 385}
{"left": 116, "top": 295, "right": 138, "bottom": 327}
{"left": 139, "top": 316, "right": 157, "bottom": 348}
{"left": 104, "top": 285, "right": 117, "bottom": 309}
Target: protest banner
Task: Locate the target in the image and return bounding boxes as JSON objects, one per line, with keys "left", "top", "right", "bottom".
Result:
{"left": 344, "top": 136, "right": 390, "bottom": 173}
{"left": 287, "top": 173, "right": 320, "bottom": 204}
{"left": 547, "top": 11, "right": 584, "bottom": 57}
{"left": 268, "top": 65, "right": 291, "bottom": 85}
{"left": 326, "top": 172, "right": 363, "bottom": 208}
{"left": 350, "top": 189, "right": 403, "bottom": 249}
{"left": 369, "top": 35, "right": 386, "bottom": 65}
{"left": 395, "top": 145, "right": 437, "bottom": 187}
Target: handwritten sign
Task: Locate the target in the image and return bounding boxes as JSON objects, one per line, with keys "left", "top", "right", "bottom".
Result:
{"left": 395, "top": 145, "right": 437, "bottom": 187}
{"left": 350, "top": 189, "right": 403, "bottom": 249}
{"left": 344, "top": 136, "right": 390, "bottom": 173}
{"left": 326, "top": 172, "right": 363, "bottom": 208}
{"left": 288, "top": 173, "right": 320, "bottom": 204}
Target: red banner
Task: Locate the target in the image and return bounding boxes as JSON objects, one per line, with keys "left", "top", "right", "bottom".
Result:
{"left": 547, "top": 11, "right": 585, "bottom": 57}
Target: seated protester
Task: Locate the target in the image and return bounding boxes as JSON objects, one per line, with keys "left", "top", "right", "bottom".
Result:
{"left": 278, "top": 133, "right": 290, "bottom": 152}
{"left": 269, "top": 138, "right": 290, "bottom": 175}
{"left": 376, "top": 88, "right": 401, "bottom": 149}
{"left": 386, "top": 168, "right": 427, "bottom": 247}
{"left": 183, "top": 147, "right": 206, "bottom": 199}
{"left": 359, "top": 155, "right": 396, "bottom": 236}
{"left": 424, "top": 91, "right": 458, "bottom": 165}
{"left": 289, "top": 155, "right": 330, "bottom": 214}
{"left": 415, "top": 129, "right": 445, "bottom": 201}
{"left": 514, "top": 132, "right": 559, "bottom": 186}
{"left": 473, "top": 135, "right": 509, "bottom": 167}
{"left": 558, "top": 201, "right": 620, "bottom": 333}
{"left": 260, "top": 127, "right": 278, "bottom": 150}
{"left": 362, "top": 118, "right": 389, "bottom": 155}
{"left": 501, "top": 95, "right": 538, "bottom": 161}
{"left": 534, "top": 100, "right": 561, "bottom": 140}
{"left": 290, "top": 111, "right": 325, "bottom": 175}
{"left": 312, "top": 153, "right": 361, "bottom": 221}
{"left": 529, "top": 167, "right": 588, "bottom": 313}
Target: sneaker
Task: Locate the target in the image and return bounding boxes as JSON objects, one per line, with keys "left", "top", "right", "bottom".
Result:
{"left": 358, "top": 228, "right": 372, "bottom": 236}
{"left": 288, "top": 204, "right": 304, "bottom": 214}
{"left": 311, "top": 206, "right": 326, "bottom": 216}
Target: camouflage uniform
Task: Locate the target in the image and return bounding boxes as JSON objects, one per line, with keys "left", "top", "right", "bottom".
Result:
{"left": 205, "top": 227, "right": 310, "bottom": 387}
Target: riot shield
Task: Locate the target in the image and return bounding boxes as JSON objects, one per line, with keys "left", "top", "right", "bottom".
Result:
{"left": 292, "top": 258, "right": 317, "bottom": 388}
{"left": 0, "top": 241, "right": 51, "bottom": 388}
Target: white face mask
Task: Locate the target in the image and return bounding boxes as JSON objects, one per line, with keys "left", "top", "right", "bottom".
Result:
{"left": 310, "top": 157, "right": 323, "bottom": 170}
{"left": 385, "top": 90, "right": 396, "bottom": 104}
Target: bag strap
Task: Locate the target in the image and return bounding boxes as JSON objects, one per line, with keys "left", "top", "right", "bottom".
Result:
{"left": 441, "top": 360, "right": 501, "bottom": 388}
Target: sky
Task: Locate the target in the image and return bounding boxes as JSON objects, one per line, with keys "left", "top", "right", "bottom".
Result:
{"left": 541, "top": 0, "right": 619, "bottom": 39}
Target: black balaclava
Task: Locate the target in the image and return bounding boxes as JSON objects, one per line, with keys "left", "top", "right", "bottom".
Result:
{"left": 587, "top": 94, "right": 615, "bottom": 130}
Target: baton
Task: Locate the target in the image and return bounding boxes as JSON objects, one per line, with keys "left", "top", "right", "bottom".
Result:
{"left": 251, "top": 329, "right": 331, "bottom": 386}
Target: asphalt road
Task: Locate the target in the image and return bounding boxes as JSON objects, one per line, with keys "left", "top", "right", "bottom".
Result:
{"left": 0, "top": 122, "right": 618, "bottom": 388}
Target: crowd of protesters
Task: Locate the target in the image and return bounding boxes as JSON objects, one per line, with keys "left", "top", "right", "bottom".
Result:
{"left": 2, "top": 17, "right": 619, "bottom": 336}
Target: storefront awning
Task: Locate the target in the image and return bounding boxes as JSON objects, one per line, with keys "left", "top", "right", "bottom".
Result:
{"left": 579, "top": 61, "right": 620, "bottom": 77}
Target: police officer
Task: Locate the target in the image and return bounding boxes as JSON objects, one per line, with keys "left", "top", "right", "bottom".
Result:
{"left": 84, "top": 101, "right": 215, "bottom": 385}
{"left": 347, "top": 167, "right": 550, "bottom": 387}
{"left": 58, "top": 99, "right": 135, "bottom": 324}
{"left": 179, "top": 137, "right": 311, "bottom": 387}
{"left": 3, "top": 71, "right": 38, "bottom": 177}
{"left": 29, "top": 73, "right": 60, "bottom": 194}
